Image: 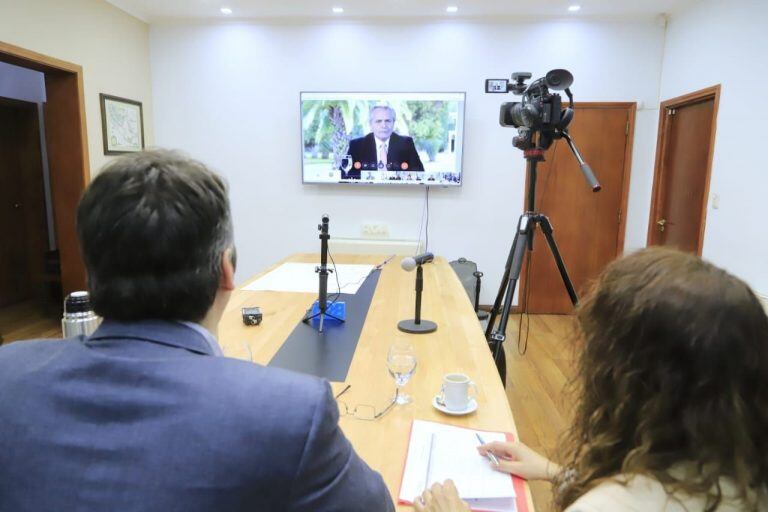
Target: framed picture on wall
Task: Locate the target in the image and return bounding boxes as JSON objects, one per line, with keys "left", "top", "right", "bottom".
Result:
{"left": 99, "top": 93, "right": 145, "bottom": 155}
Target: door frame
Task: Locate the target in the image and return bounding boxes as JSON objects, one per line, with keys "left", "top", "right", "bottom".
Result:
{"left": 0, "top": 41, "right": 90, "bottom": 295}
{"left": 646, "top": 85, "right": 720, "bottom": 255}
{"left": 515, "top": 101, "right": 637, "bottom": 313}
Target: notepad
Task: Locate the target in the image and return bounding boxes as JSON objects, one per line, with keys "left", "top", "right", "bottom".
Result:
{"left": 399, "top": 420, "right": 524, "bottom": 512}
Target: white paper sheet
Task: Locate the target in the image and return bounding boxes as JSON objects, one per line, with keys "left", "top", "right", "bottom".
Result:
{"left": 242, "top": 262, "right": 375, "bottom": 294}
{"left": 400, "top": 420, "right": 516, "bottom": 512}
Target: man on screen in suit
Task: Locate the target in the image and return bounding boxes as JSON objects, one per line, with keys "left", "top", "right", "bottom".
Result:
{"left": 345, "top": 105, "right": 424, "bottom": 179}
{"left": 0, "top": 150, "right": 394, "bottom": 512}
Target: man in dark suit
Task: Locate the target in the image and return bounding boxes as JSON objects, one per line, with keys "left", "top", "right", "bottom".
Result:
{"left": 345, "top": 105, "right": 424, "bottom": 179}
{"left": 0, "top": 150, "right": 394, "bottom": 512}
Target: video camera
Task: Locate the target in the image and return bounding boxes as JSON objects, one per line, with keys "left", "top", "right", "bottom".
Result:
{"left": 485, "top": 68, "right": 600, "bottom": 191}
{"left": 485, "top": 69, "right": 575, "bottom": 150}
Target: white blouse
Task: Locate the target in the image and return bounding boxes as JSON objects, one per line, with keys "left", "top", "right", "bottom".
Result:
{"left": 565, "top": 474, "right": 766, "bottom": 511}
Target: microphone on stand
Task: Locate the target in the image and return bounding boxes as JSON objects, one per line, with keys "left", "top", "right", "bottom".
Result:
{"left": 397, "top": 253, "right": 438, "bottom": 334}
{"left": 401, "top": 252, "right": 434, "bottom": 271}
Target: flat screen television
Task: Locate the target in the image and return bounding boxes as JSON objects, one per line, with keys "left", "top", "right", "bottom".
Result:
{"left": 301, "top": 92, "right": 465, "bottom": 186}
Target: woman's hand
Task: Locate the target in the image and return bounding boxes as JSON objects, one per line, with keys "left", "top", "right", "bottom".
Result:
{"left": 414, "top": 480, "right": 470, "bottom": 512}
{"left": 477, "top": 441, "right": 561, "bottom": 482}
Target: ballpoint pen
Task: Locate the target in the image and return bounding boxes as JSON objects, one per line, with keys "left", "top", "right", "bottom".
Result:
{"left": 475, "top": 433, "right": 500, "bottom": 467}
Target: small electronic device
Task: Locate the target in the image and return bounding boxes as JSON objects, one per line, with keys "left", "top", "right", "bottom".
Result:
{"left": 485, "top": 79, "right": 509, "bottom": 93}
{"left": 241, "top": 307, "right": 263, "bottom": 326}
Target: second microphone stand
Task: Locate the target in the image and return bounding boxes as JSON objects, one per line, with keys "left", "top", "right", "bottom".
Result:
{"left": 397, "top": 262, "right": 437, "bottom": 334}
{"left": 303, "top": 215, "right": 345, "bottom": 333}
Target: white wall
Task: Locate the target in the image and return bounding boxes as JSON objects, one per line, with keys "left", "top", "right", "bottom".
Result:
{"left": 150, "top": 20, "right": 665, "bottom": 302}
{"left": 623, "top": 107, "right": 661, "bottom": 253}
{"left": 660, "top": 0, "right": 768, "bottom": 296}
{"left": 0, "top": 0, "right": 153, "bottom": 174}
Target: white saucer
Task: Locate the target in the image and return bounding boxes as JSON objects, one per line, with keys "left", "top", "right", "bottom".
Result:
{"left": 432, "top": 395, "right": 478, "bottom": 416}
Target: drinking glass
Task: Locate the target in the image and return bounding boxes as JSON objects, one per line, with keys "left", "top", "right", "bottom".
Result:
{"left": 387, "top": 340, "right": 417, "bottom": 405}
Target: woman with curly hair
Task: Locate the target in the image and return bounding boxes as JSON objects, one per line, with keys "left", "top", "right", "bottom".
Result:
{"left": 415, "top": 247, "right": 768, "bottom": 511}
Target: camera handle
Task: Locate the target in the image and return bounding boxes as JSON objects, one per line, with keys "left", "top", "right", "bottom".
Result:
{"left": 560, "top": 130, "right": 601, "bottom": 192}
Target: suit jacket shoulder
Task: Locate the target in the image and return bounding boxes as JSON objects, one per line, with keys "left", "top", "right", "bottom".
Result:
{"left": 0, "top": 324, "right": 393, "bottom": 512}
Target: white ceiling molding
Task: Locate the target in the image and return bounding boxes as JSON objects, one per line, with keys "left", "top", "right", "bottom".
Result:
{"left": 104, "top": 0, "right": 700, "bottom": 24}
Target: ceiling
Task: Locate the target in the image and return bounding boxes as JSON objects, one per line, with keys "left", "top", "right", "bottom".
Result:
{"left": 105, "top": 0, "right": 698, "bottom": 23}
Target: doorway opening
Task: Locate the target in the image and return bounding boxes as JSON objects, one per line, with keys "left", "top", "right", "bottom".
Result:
{"left": 0, "top": 42, "right": 90, "bottom": 344}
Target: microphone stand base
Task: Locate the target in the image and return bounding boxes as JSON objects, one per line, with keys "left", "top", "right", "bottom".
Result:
{"left": 397, "top": 319, "right": 437, "bottom": 334}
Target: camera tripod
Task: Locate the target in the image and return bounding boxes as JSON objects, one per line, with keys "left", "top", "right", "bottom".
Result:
{"left": 485, "top": 131, "right": 598, "bottom": 384}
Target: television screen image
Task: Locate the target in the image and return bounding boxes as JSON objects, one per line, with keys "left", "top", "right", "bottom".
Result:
{"left": 301, "top": 92, "right": 465, "bottom": 186}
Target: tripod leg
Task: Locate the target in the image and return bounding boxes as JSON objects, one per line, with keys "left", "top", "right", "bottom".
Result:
{"left": 485, "top": 216, "right": 524, "bottom": 340}
{"left": 487, "top": 215, "right": 533, "bottom": 384}
{"left": 537, "top": 215, "right": 578, "bottom": 306}
{"left": 494, "top": 227, "right": 528, "bottom": 338}
{"left": 302, "top": 309, "right": 320, "bottom": 323}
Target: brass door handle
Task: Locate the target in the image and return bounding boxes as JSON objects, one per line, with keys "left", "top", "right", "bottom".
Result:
{"left": 656, "top": 219, "right": 667, "bottom": 232}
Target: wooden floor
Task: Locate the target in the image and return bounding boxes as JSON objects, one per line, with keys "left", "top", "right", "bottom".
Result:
{"left": 0, "top": 300, "right": 61, "bottom": 344}
{"left": 0, "top": 304, "right": 574, "bottom": 511}
{"left": 503, "top": 314, "right": 577, "bottom": 512}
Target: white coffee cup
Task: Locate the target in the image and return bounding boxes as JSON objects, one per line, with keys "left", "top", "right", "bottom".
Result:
{"left": 439, "top": 373, "right": 478, "bottom": 411}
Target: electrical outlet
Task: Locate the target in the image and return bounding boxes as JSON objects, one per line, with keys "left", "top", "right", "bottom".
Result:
{"left": 711, "top": 193, "right": 720, "bottom": 209}
{"left": 361, "top": 223, "right": 389, "bottom": 237}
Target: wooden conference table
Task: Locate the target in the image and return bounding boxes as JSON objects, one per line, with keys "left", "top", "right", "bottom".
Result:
{"left": 218, "top": 254, "right": 535, "bottom": 511}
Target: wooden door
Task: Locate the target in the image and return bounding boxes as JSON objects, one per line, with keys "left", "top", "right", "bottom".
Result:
{"left": 522, "top": 103, "right": 635, "bottom": 314}
{"left": 0, "top": 99, "right": 47, "bottom": 307}
{"left": 44, "top": 70, "right": 89, "bottom": 295}
{"left": 648, "top": 87, "right": 719, "bottom": 254}
{"left": 0, "top": 42, "right": 90, "bottom": 297}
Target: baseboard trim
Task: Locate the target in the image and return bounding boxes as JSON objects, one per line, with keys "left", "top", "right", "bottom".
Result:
{"left": 328, "top": 237, "right": 422, "bottom": 256}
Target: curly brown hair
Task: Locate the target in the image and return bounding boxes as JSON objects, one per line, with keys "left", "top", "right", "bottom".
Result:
{"left": 555, "top": 247, "right": 768, "bottom": 510}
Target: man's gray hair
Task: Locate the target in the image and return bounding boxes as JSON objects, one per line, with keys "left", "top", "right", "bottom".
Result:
{"left": 369, "top": 104, "right": 396, "bottom": 122}
{"left": 76, "top": 149, "right": 234, "bottom": 322}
